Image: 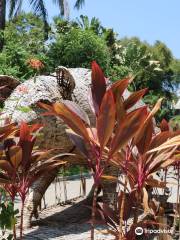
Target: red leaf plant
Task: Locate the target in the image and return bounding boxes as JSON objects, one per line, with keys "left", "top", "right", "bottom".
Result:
{"left": 39, "top": 62, "right": 180, "bottom": 240}
{"left": 0, "top": 121, "right": 70, "bottom": 239}
{"left": 110, "top": 113, "right": 180, "bottom": 239}
{"left": 38, "top": 61, "right": 152, "bottom": 239}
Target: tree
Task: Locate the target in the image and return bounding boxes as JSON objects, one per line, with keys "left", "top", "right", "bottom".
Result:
{"left": 48, "top": 27, "right": 111, "bottom": 71}
{"left": 108, "top": 37, "right": 178, "bottom": 121}
{"left": 170, "top": 58, "right": 180, "bottom": 86}
{"left": 0, "top": 0, "right": 6, "bottom": 50}
{"left": 0, "top": 0, "right": 85, "bottom": 50}
{"left": 74, "top": 0, "right": 85, "bottom": 9}
{"left": 76, "top": 15, "right": 104, "bottom": 36}
{"left": 0, "top": 13, "right": 48, "bottom": 80}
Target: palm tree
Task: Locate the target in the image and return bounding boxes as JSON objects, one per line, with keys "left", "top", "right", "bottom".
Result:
{"left": 0, "top": 0, "right": 6, "bottom": 50}
{"left": 0, "top": 0, "right": 85, "bottom": 50}
{"left": 74, "top": 0, "right": 85, "bottom": 9}
{"left": 76, "top": 15, "right": 104, "bottom": 36}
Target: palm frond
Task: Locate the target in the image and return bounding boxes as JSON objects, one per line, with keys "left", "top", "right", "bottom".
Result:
{"left": 74, "top": 0, "right": 85, "bottom": 10}
{"left": 29, "top": 0, "right": 49, "bottom": 39}
{"left": 29, "top": 0, "right": 47, "bottom": 18}
{"left": 8, "top": 0, "right": 23, "bottom": 18}
{"left": 52, "top": 0, "right": 70, "bottom": 18}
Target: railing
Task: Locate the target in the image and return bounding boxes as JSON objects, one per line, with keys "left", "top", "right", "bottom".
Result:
{"left": 39, "top": 173, "right": 93, "bottom": 209}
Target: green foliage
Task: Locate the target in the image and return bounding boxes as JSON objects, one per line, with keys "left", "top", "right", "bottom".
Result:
{"left": 75, "top": 15, "right": 104, "bottom": 36}
{"left": 0, "top": 189, "right": 18, "bottom": 239}
{"left": 0, "top": 13, "right": 179, "bottom": 121}
{"left": 53, "top": 17, "right": 79, "bottom": 35}
{"left": 152, "top": 40, "right": 173, "bottom": 68}
{"left": 48, "top": 27, "right": 111, "bottom": 71}
{"left": 108, "top": 37, "right": 178, "bottom": 121}
{"left": 0, "top": 202, "right": 18, "bottom": 230}
{"left": 169, "top": 115, "right": 180, "bottom": 130}
{"left": 58, "top": 166, "right": 88, "bottom": 176}
{"left": 16, "top": 106, "right": 32, "bottom": 113}
{"left": 170, "top": 59, "right": 180, "bottom": 85}
{"left": 0, "top": 13, "right": 49, "bottom": 80}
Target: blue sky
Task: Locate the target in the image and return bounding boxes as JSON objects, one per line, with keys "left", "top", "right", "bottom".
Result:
{"left": 23, "top": 0, "right": 180, "bottom": 59}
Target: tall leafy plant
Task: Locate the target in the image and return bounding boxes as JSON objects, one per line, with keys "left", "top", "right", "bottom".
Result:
{"left": 39, "top": 62, "right": 180, "bottom": 240}
{"left": 96, "top": 118, "right": 179, "bottom": 240}
{"left": 0, "top": 122, "right": 70, "bottom": 239}
{"left": 39, "top": 61, "right": 153, "bottom": 239}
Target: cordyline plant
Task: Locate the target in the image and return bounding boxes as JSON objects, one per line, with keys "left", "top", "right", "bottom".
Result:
{"left": 38, "top": 61, "right": 148, "bottom": 239}
{"left": 109, "top": 115, "right": 180, "bottom": 239}
{"left": 0, "top": 121, "right": 70, "bottom": 240}
{"left": 39, "top": 62, "right": 179, "bottom": 239}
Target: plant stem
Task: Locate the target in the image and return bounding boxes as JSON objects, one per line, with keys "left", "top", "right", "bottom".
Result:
{"left": 119, "top": 176, "right": 127, "bottom": 240}
{"left": 177, "top": 167, "right": 180, "bottom": 212}
{"left": 91, "top": 185, "right": 98, "bottom": 240}
{"left": 163, "top": 168, "right": 167, "bottom": 195}
{"left": 13, "top": 223, "right": 17, "bottom": 240}
{"left": 133, "top": 190, "right": 140, "bottom": 225}
{"left": 20, "top": 200, "right": 25, "bottom": 240}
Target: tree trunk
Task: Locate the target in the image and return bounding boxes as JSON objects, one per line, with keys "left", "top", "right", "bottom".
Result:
{"left": 23, "top": 168, "right": 59, "bottom": 228}
{"left": 0, "top": 0, "right": 6, "bottom": 51}
{"left": 102, "top": 165, "right": 119, "bottom": 210}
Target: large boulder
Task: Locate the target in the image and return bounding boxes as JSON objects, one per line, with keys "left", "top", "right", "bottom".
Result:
{"left": 1, "top": 68, "right": 94, "bottom": 151}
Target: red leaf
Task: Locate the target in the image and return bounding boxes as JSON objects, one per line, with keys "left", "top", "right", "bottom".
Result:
{"left": 0, "top": 123, "right": 16, "bottom": 135}
{"left": 0, "top": 160, "right": 14, "bottom": 175}
{"left": 97, "top": 90, "right": 115, "bottom": 151}
{"left": 124, "top": 88, "right": 148, "bottom": 110}
{"left": 30, "top": 124, "right": 43, "bottom": 132}
{"left": 18, "top": 122, "right": 42, "bottom": 171}
{"left": 115, "top": 96, "right": 126, "bottom": 122}
{"left": 160, "top": 119, "right": 169, "bottom": 132}
{"left": 149, "top": 129, "right": 180, "bottom": 151}
{"left": 109, "top": 107, "right": 147, "bottom": 157}
{"left": 63, "top": 100, "right": 90, "bottom": 125}
{"left": 37, "top": 102, "right": 54, "bottom": 112}
{"left": 91, "top": 61, "right": 106, "bottom": 115}
{"left": 19, "top": 122, "right": 31, "bottom": 142}
{"left": 133, "top": 99, "right": 163, "bottom": 152}
{"left": 149, "top": 131, "right": 172, "bottom": 150}
{"left": 136, "top": 119, "right": 153, "bottom": 154}
{"left": 110, "top": 77, "right": 130, "bottom": 98}
{"left": 53, "top": 102, "right": 91, "bottom": 143}
{"left": 66, "top": 129, "right": 89, "bottom": 158}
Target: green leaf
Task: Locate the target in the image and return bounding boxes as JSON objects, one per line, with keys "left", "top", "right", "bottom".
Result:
{"left": 16, "top": 106, "right": 32, "bottom": 113}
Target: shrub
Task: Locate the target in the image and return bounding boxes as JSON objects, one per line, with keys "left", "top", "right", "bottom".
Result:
{"left": 48, "top": 28, "right": 111, "bottom": 71}
{"left": 0, "top": 13, "right": 49, "bottom": 80}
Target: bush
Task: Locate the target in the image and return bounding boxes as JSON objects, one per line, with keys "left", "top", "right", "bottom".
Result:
{"left": 0, "top": 13, "right": 49, "bottom": 80}
{"left": 48, "top": 28, "right": 111, "bottom": 71}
